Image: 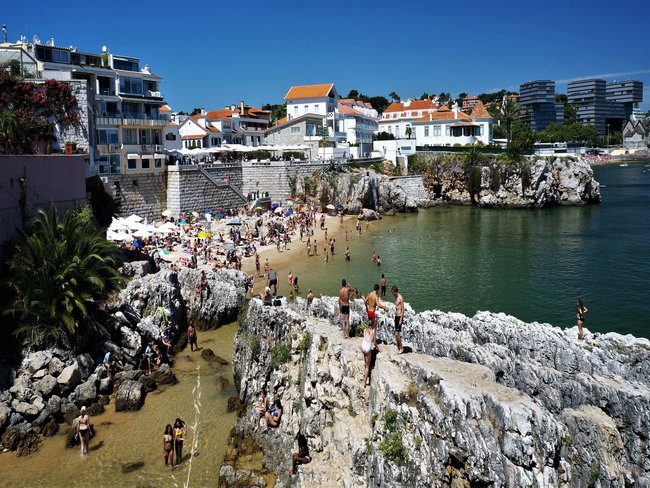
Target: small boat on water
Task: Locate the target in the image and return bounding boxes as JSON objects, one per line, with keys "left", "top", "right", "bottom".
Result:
{"left": 620, "top": 162, "right": 629, "bottom": 167}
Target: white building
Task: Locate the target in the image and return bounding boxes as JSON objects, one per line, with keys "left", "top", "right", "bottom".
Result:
{"left": 378, "top": 98, "right": 437, "bottom": 138}
{"left": 412, "top": 102, "right": 493, "bottom": 146}
{"left": 622, "top": 117, "right": 650, "bottom": 149}
{"left": 160, "top": 105, "right": 182, "bottom": 152}
{"left": 338, "top": 99, "right": 379, "bottom": 144}
{"left": 178, "top": 102, "right": 270, "bottom": 149}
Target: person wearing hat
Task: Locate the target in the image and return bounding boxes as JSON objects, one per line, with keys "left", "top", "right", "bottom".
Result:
{"left": 76, "top": 406, "right": 91, "bottom": 456}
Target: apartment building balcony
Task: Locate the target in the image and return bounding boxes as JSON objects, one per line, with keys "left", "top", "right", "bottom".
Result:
{"left": 96, "top": 143, "right": 122, "bottom": 153}
{"left": 96, "top": 114, "right": 168, "bottom": 127}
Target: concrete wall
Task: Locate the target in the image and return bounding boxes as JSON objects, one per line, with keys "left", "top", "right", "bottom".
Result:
{"left": 241, "top": 161, "right": 329, "bottom": 203}
{"left": 389, "top": 175, "right": 427, "bottom": 203}
{"left": 0, "top": 155, "right": 87, "bottom": 250}
{"left": 103, "top": 172, "right": 167, "bottom": 218}
{"left": 166, "top": 164, "right": 244, "bottom": 216}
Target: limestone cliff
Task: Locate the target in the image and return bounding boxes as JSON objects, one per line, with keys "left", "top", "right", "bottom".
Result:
{"left": 224, "top": 297, "right": 649, "bottom": 487}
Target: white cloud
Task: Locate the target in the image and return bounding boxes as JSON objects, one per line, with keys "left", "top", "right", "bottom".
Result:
{"left": 557, "top": 69, "right": 650, "bottom": 84}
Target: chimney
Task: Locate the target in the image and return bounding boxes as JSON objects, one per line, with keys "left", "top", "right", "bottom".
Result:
{"left": 453, "top": 104, "right": 458, "bottom": 119}
{"left": 200, "top": 108, "right": 206, "bottom": 116}
{"left": 240, "top": 101, "right": 246, "bottom": 115}
{"left": 2, "top": 25, "right": 7, "bottom": 44}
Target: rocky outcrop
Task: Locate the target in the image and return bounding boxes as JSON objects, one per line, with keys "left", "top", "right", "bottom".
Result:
{"left": 0, "top": 266, "right": 247, "bottom": 455}
{"left": 225, "top": 297, "right": 649, "bottom": 487}
{"left": 418, "top": 155, "right": 601, "bottom": 208}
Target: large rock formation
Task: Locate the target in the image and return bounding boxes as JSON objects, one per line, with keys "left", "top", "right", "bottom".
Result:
{"left": 419, "top": 155, "right": 601, "bottom": 208}
{"left": 0, "top": 266, "right": 247, "bottom": 455}
{"left": 224, "top": 297, "right": 649, "bottom": 487}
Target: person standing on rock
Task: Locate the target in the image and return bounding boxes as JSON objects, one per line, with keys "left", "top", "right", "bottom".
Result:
{"left": 267, "top": 268, "right": 278, "bottom": 295}
{"left": 198, "top": 270, "right": 210, "bottom": 303}
{"left": 255, "top": 253, "right": 261, "bottom": 277}
{"left": 339, "top": 279, "right": 353, "bottom": 339}
{"left": 145, "top": 344, "right": 156, "bottom": 375}
{"left": 187, "top": 321, "right": 198, "bottom": 352}
{"left": 264, "top": 258, "right": 269, "bottom": 279}
{"left": 392, "top": 286, "right": 405, "bottom": 354}
{"left": 577, "top": 299, "right": 588, "bottom": 342}
{"left": 103, "top": 351, "right": 116, "bottom": 377}
{"left": 364, "top": 284, "right": 388, "bottom": 351}
{"left": 173, "top": 418, "right": 187, "bottom": 466}
{"left": 380, "top": 274, "right": 387, "bottom": 299}
{"left": 306, "top": 289, "right": 315, "bottom": 312}
{"left": 76, "top": 406, "right": 90, "bottom": 456}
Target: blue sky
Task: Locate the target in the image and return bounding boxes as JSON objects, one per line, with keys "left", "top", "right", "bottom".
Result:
{"left": 3, "top": 0, "right": 649, "bottom": 111}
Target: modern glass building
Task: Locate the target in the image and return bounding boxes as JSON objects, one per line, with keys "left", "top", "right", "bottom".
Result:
{"left": 519, "top": 80, "right": 563, "bottom": 132}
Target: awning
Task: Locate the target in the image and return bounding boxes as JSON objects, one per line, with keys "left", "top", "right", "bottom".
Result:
{"left": 141, "top": 154, "right": 154, "bottom": 159}
{"left": 154, "top": 153, "right": 165, "bottom": 158}
{"left": 127, "top": 153, "right": 140, "bottom": 159}
{"left": 450, "top": 121, "right": 480, "bottom": 127}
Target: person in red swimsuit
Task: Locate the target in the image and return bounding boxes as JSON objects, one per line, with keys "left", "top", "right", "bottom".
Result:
{"left": 364, "top": 284, "right": 387, "bottom": 351}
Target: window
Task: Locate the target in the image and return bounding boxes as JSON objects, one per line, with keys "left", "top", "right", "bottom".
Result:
{"left": 127, "top": 158, "right": 138, "bottom": 170}
{"left": 291, "top": 126, "right": 301, "bottom": 134}
{"left": 97, "top": 129, "right": 119, "bottom": 144}
{"left": 424, "top": 126, "right": 430, "bottom": 137}
{"left": 304, "top": 105, "right": 309, "bottom": 113}
{"left": 122, "top": 128, "right": 137, "bottom": 145}
{"left": 153, "top": 130, "right": 161, "bottom": 145}
{"left": 293, "top": 105, "right": 299, "bottom": 115}
{"left": 165, "top": 133, "right": 176, "bottom": 141}
{"left": 139, "top": 129, "right": 149, "bottom": 145}
{"left": 154, "top": 158, "right": 163, "bottom": 169}
{"left": 119, "top": 77, "right": 143, "bottom": 95}
{"left": 434, "top": 125, "right": 441, "bottom": 137}
{"left": 141, "top": 157, "right": 151, "bottom": 169}
{"left": 113, "top": 58, "right": 139, "bottom": 71}
{"left": 314, "top": 104, "right": 319, "bottom": 112}
{"left": 445, "top": 125, "right": 450, "bottom": 136}
{"left": 35, "top": 46, "right": 70, "bottom": 63}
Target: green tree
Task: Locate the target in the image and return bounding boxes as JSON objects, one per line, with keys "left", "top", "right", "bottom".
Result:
{"left": 346, "top": 89, "right": 359, "bottom": 99}
{"left": 190, "top": 107, "right": 202, "bottom": 116}
{"left": 555, "top": 93, "right": 568, "bottom": 104}
{"left": 368, "top": 96, "right": 390, "bottom": 113}
{"left": 563, "top": 104, "right": 577, "bottom": 125}
{"left": 499, "top": 97, "right": 522, "bottom": 147}
{"left": 0, "top": 110, "right": 18, "bottom": 154}
{"left": 262, "top": 103, "right": 287, "bottom": 125}
{"left": 405, "top": 127, "right": 412, "bottom": 139}
{"left": 373, "top": 131, "right": 395, "bottom": 141}
{"left": 438, "top": 92, "right": 450, "bottom": 105}
{"left": 389, "top": 91, "right": 400, "bottom": 102}
{"left": 458, "top": 92, "right": 468, "bottom": 100}
{"left": 4, "top": 206, "right": 124, "bottom": 346}
{"left": 419, "top": 92, "right": 430, "bottom": 100}
{"left": 510, "top": 120, "right": 535, "bottom": 148}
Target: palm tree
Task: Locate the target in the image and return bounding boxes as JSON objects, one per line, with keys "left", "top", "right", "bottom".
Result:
{"left": 389, "top": 91, "right": 400, "bottom": 102}
{"left": 0, "top": 110, "right": 18, "bottom": 154}
{"left": 5, "top": 206, "right": 123, "bottom": 346}
{"left": 500, "top": 98, "right": 521, "bottom": 147}
{"left": 405, "top": 127, "right": 412, "bottom": 139}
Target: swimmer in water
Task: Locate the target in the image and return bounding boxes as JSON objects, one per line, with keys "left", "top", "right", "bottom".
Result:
{"left": 163, "top": 424, "right": 174, "bottom": 472}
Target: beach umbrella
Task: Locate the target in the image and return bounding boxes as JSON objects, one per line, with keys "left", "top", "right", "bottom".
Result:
{"left": 216, "top": 213, "right": 225, "bottom": 217}
{"left": 285, "top": 209, "right": 294, "bottom": 217}
{"left": 178, "top": 220, "right": 187, "bottom": 225}
{"left": 198, "top": 232, "right": 213, "bottom": 238}
{"left": 223, "top": 244, "right": 236, "bottom": 251}
{"left": 271, "top": 202, "right": 279, "bottom": 208}
{"left": 125, "top": 214, "right": 143, "bottom": 223}
{"left": 191, "top": 211, "right": 200, "bottom": 218}
{"left": 226, "top": 220, "right": 243, "bottom": 226}
{"left": 326, "top": 204, "right": 335, "bottom": 210}
{"left": 204, "top": 209, "right": 213, "bottom": 214}
{"left": 335, "top": 205, "right": 343, "bottom": 210}
{"left": 161, "top": 209, "right": 173, "bottom": 217}
{"left": 274, "top": 207, "right": 283, "bottom": 214}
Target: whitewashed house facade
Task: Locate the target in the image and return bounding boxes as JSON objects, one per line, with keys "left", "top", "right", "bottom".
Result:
{"left": 412, "top": 102, "right": 493, "bottom": 146}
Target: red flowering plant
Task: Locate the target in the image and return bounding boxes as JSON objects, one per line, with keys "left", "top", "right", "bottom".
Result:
{"left": 0, "top": 72, "right": 79, "bottom": 154}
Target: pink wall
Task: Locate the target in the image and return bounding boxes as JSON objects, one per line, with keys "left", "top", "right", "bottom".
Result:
{"left": 0, "top": 155, "right": 87, "bottom": 251}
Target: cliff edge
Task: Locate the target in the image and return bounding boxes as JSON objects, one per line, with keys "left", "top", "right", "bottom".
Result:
{"left": 224, "top": 297, "right": 649, "bottom": 487}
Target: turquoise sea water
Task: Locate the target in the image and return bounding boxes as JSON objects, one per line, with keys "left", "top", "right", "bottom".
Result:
{"left": 284, "top": 161, "right": 650, "bottom": 338}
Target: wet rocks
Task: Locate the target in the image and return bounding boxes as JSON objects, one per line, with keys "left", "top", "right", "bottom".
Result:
{"left": 56, "top": 364, "right": 81, "bottom": 396}
{"left": 115, "top": 380, "right": 145, "bottom": 412}
{"left": 151, "top": 363, "right": 177, "bottom": 385}
{"left": 201, "top": 348, "right": 230, "bottom": 368}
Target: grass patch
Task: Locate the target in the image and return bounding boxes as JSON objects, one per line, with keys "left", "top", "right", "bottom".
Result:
{"left": 379, "top": 409, "right": 408, "bottom": 466}
{"left": 237, "top": 303, "right": 249, "bottom": 329}
{"left": 588, "top": 461, "right": 600, "bottom": 486}
{"left": 246, "top": 334, "right": 260, "bottom": 356}
{"left": 348, "top": 403, "right": 357, "bottom": 417}
{"left": 297, "top": 332, "right": 312, "bottom": 352}
{"left": 403, "top": 381, "right": 422, "bottom": 406}
{"left": 371, "top": 413, "right": 378, "bottom": 426}
{"left": 365, "top": 437, "right": 372, "bottom": 453}
{"left": 269, "top": 343, "right": 291, "bottom": 369}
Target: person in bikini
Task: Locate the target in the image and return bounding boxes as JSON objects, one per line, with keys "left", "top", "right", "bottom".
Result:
{"left": 338, "top": 279, "right": 353, "bottom": 339}
{"left": 364, "top": 284, "right": 387, "bottom": 351}
{"left": 577, "top": 299, "right": 588, "bottom": 342}
{"left": 289, "top": 433, "right": 311, "bottom": 476}
{"left": 361, "top": 327, "right": 374, "bottom": 387}
{"left": 173, "top": 418, "right": 187, "bottom": 466}
{"left": 76, "top": 406, "right": 90, "bottom": 456}
{"left": 263, "top": 399, "right": 283, "bottom": 432}
{"left": 163, "top": 424, "right": 174, "bottom": 472}
{"left": 253, "top": 389, "right": 269, "bottom": 431}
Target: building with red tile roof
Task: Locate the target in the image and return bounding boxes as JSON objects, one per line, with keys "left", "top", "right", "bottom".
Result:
{"left": 412, "top": 102, "right": 493, "bottom": 147}
{"left": 378, "top": 98, "right": 437, "bottom": 139}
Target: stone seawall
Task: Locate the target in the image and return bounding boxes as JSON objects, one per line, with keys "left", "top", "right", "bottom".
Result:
{"left": 166, "top": 165, "right": 244, "bottom": 216}
{"left": 104, "top": 172, "right": 167, "bottom": 218}
{"left": 241, "top": 161, "right": 327, "bottom": 203}
{"left": 388, "top": 175, "right": 427, "bottom": 204}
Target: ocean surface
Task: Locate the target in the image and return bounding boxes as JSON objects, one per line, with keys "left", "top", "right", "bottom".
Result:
{"left": 284, "top": 161, "right": 650, "bottom": 339}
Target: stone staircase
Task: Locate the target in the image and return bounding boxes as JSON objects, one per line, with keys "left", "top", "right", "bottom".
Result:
{"left": 196, "top": 166, "right": 247, "bottom": 204}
